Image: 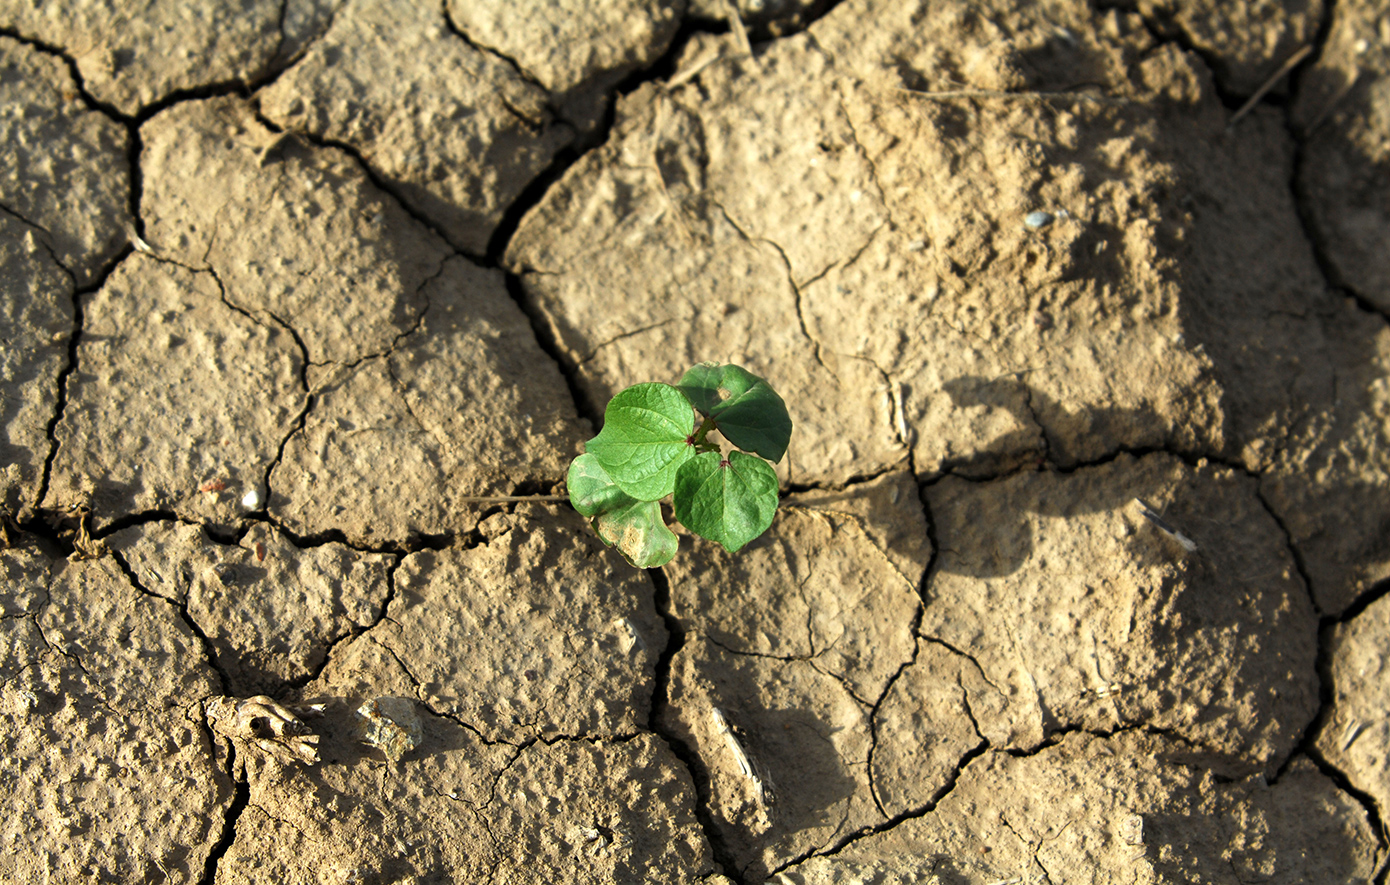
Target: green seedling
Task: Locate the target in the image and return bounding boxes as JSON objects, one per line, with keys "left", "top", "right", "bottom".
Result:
{"left": 567, "top": 363, "right": 792, "bottom": 568}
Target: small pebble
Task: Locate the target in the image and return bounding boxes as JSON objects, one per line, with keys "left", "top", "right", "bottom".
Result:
{"left": 356, "top": 697, "right": 423, "bottom": 766}
{"left": 241, "top": 488, "right": 262, "bottom": 510}
{"left": 1024, "top": 211, "right": 1053, "bottom": 230}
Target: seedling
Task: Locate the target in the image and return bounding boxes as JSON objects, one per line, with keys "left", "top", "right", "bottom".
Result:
{"left": 567, "top": 362, "right": 792, "bottom": 568}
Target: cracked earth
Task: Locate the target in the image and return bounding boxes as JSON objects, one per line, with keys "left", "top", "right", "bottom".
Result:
{"left": 3, "top": 0, "right": 1390, "bottom": 883}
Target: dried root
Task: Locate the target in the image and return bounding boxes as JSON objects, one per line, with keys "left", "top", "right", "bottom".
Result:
{"left": 206, "top": 695, "right": 324, "bottom": 766}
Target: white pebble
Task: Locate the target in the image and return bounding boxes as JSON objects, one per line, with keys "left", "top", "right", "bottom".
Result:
{"left": 241, "top": 488, "right": 262, "bottom": 510}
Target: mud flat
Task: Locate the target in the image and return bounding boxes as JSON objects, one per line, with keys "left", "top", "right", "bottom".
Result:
{"left": 2, "top": 0, "right": 1388, "bottom": 882}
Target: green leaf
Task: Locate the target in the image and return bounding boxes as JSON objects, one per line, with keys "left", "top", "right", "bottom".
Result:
{"left": 674, "top": 451, "right": 780, "bottom": 553}
{"left": 675, "top": 363, "right": 729, "bottom": 414}
{"left": 594, "top": 500, "right": 678, "bottom": 568}
{"left": 586, "top": 383, "right": 697, "bottom": 501}
{"left": 567, "top": 454, "right": 635, "bottom": 517}
{"left": 677, "top": 363, "right": 793, "bottom": 463}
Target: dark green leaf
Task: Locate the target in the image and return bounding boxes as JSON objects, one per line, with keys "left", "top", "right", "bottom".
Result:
{"left": 677, "top": 363, "right": 792, "bottom": 463}
{"left": 586, "top": 383, "right": 697, "bottom": 501}
{"left": 675, "top": 363, "right": 727, "bottom": 413}
{"left": 594, "top": 500, "right": 678, "bottom": 568}
{"left": 674, "top": 451, "right": 780, "bottom": 553}
{"left": 567, "top": 454, "right": 635, "bottom": 517}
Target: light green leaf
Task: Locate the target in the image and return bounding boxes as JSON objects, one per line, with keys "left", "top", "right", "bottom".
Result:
{"left": 677, "top": 363, "right": 793, "bottom": 463}
{"left": 585, "top": 382, "right": 697, "bottom": 501}
{"left": 594, "top": 500, "right": 679, "bottom": 568}
{"left": 674, "top": 450, "right": 780, "bottom": 553}
{"left": 567, "top": 453, "right": 635, "bottom": 517}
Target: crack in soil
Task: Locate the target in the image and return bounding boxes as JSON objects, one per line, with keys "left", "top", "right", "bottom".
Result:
{"left": 199, "top": 740, "right": 249, "bottom": 885}
{"left": 34, "top": 246, "right": 133, "bottom": 520}
{"left": 438, "top": 0, "right": 550, "bottom": 104}
{"left": 108, "top": 543, "right": 231, "bottom": 695}
{"left": 645, "top": 565, "right": 750, "bottom": 883}
{"left": 0, "top": 27, "right": 126, "bottom": 121}
{"left": 864, "top": 625, "right": 923, "bottom": 818}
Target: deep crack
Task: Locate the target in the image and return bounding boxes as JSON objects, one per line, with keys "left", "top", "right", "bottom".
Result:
{"left": 645, "top": 565, "right": 750, "bottom": 884}
{"left": 198, "top": 742, "right": 249, "bottom": 885}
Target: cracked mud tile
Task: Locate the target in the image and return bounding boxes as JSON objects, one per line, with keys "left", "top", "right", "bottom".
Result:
{"left": 1134, "top": 0, "right": 1323, "bottom": 97}
{"left": 259, "top": 0, "right": 575, "bottom": 255}
{"left": 659, "top": 634, "right": 879, "bottom": 879}
{"left": 446, "top": 0, "right": 683, "bottom": 131}
{"left": 213, "top": 698, "right": 511, "bottom": 882}
{"left": 0, "top": 1, "right": 282, "bottom": 117}
{"left": 802, "top": 63, "right": 1335, "bottom": 479}
{"left": 646, "top": 36, "right": 891, "bottom": 290}
{"left": 108, "top": 521, "right": 393, "bottom": 695}
{"left": 666, "top": 494, "right": 923, "bottom": 704}
{"left": 141, "top": 96, "right": 449, "bottom": 367}
{"left": 219, "top": 715, "right": 713, "bottom": 882}
{"left": 43, "top": 254, "right": 303, "bottom": 532}
{"left": 316, "top": 512, "right": 665, "bottom": 743}
{"left": 0, "top": 546, "right": 230, "bottom": 882}
{"left": 813, "top": 0, "right": 1160, "bottom": 95}
{"left": 798, "top": 86, "right": 1222, "bottom": 476}
{"left": 0, "top": 36, "right": 132, "bottom": 287}
{"left": 869, "top": 639, "right": 987, "bottom": 820}
{"left": 1259, "top": 302, "right": 1390, "bottom": 615}
{"left": 506, "top": 82, "right": 901, "bottom": 487}
{"left": 785, "top": 470, "right": 933, "bottom": 586}
{"left": 778, "top": 731, "right": 1379, "bottom": 884}
{"left": 0, "top": 214, "right": 73, "bottom": 519}
{"left": 922, "top": 453, "right": 1319, "bottom": 775}
{"left": 742, "top": 3, "right": 1340, "bottom": 483}
{"left": 270, "top": 257, "right": 583, "bottom": 545}
{"left": 1315, "top": 593, "right": 1390, "bottom": 821}
{"left": 1293, "top": 0, "right": 1390, "bottom": 310}
{"left": 487, "top": 735, "right": 716, "bottom": 883}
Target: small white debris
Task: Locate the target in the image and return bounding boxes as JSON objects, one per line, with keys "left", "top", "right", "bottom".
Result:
{"left": 1119, "top": 812, "right": 1144, "bottom": 845}
{"left": 1342, "top": 720, "right": 1366, "bottom": 751}
{"left": 711, "top": 707, "right": 754, "bottom": 778}
{"left": 1024, "top": 210, "right": 1054, "bottom": 230}
{"left": 241, "top": 488, "right": 262, "bottom": 510}
{"left": 1133, "top": 498, "right": 1198, "bottom": 552}
{"left": 891, "top": 380, "right": 912, "bottom": 447}
{"left": 11, "top": 689, "right": 38, "bottom": 713}
{"left": 615, "top": 617, "right": 645, "bottom": 654}
{"left": 125, "top": 224, "right": 154, "bottom": 254}
{"left": 906, "top": 239, "right": 927, "bottom": 252}
{"left": 711, "top": 707, "right": 773, "bottom": 808}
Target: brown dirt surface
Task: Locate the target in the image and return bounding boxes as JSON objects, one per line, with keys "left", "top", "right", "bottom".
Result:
{"left": 2, "top": 0, "right": 1389, "bottom": 883}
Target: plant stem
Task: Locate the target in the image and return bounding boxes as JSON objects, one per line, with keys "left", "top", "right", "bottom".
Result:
{"left": 691, "top": 414, "right": 717, "bottom": 447}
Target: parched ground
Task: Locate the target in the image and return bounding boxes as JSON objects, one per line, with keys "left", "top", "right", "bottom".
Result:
{"left": 2, "top": 0, "right": 1390, "bottom": 882}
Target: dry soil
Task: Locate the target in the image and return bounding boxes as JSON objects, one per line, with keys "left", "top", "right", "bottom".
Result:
{"left": 2, "top": 0, "right": 1389, "bottom": 883}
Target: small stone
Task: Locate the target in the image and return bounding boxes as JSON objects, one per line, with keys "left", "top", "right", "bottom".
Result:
{"left": 355, "top": 696, "right": 423, "bottom": 766}
{"left": 241, "top": 488, "right": 262, "bottom": 510}
{"left": 1024, "top": 210, "right": 1054, "bottom": 230}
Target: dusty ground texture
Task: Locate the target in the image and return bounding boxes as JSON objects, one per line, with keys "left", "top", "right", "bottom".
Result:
{"left": 2, "top": 0, "right": 1389, "bottom": 882}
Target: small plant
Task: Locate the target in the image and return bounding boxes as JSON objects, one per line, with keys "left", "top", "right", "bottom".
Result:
{"left": 567, "top": 363, "right": 793, "bottom": 568}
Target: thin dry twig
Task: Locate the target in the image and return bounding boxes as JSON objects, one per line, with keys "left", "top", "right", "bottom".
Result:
{"left": 894, "top": 86, "right": 1124, "bottom": 104}
{"left": 452, "top": 495, "right": 568, "bottom": 503}
{"left": 1228, "top": 44, "right": 1314, "bottom": 128}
